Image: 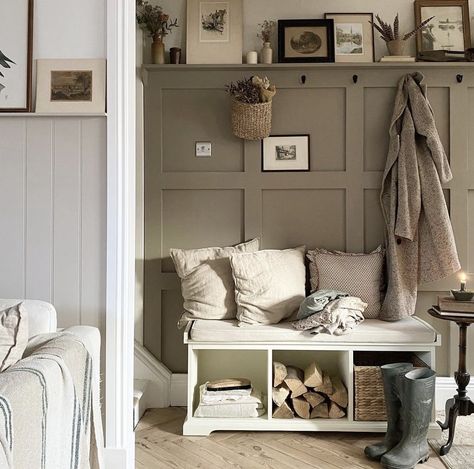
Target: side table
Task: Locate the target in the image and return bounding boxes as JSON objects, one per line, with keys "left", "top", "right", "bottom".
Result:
{"left": 428, "top": 307, "right": 474, "bottom": 455}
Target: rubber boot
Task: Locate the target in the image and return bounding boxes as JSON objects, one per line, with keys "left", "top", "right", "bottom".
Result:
{"left": 381, "top": 368, "right": 436, "bottom": 469}
{"left": 364, "top": 363, "right": 413, "bottom": 461}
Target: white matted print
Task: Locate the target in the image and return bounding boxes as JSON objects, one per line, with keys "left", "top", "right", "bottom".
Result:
{"left": 200, "top": 2, "right": 229, "bottom": 42}
{"left": 36, "top": 59, "right": 106, "bottom": 114}
{"left": 0, "top": 0, "right": 33, "bottom": 111}
{"left": 262, "top": 135, "right": 310, "bottom": 172}
{"left": 187, "top": 0, "right": 242, "bottom": 64}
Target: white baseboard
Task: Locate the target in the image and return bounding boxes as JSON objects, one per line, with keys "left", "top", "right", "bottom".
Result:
{"left": 435, "top": 376, "right": 473, "bottom": 410}
{"left": 104, "top": 447, "right": 132, "bottom": 469}
{"left": 171, "top": 374, "right": 188, "bottom": 407}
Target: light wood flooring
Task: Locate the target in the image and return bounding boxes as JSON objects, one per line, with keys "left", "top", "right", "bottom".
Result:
{"left": 135, "top": 408, "right": 445, "bottom": 469}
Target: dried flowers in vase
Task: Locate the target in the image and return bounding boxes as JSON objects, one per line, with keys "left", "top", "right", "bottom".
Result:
{"left": 371, "top": 13, "right": 434, "bottom": 56}
{"left": 257, "top": 20, "right": 276, "bottom": 64}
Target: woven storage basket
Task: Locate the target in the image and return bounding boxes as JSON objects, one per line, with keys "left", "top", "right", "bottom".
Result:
{"left": 354, "top": 351, "right": 429, "bottom": 421}
{"left": 231, "top": 99, "right": 272, "bottom": 140}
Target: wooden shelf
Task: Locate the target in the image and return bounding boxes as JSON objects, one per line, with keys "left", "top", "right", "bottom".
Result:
{"left": 0, "top": 112, "right": 107, "bottom": 117}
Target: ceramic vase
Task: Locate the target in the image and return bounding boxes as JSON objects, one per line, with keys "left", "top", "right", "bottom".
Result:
{"left": 387, "top": 39, "right": 406, "bottom": 56}
{"left": 152, "top": 38, "right": 165, "bottom": 64}
{"left": 261, "top": 42, "right": 273, "bottom": 64}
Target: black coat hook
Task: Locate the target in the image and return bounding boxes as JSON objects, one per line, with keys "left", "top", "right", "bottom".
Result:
{"left": 300, "top": 74, "right": 306, "bottom": 85}
{"left": 457, "top": 74, "right": 463, "bottom": 83}
{"left": 353, "top": 74, "right": 359, "bottom": 84}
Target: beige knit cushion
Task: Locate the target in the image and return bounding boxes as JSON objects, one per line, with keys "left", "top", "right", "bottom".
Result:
{"left": 307, "top": 247, "right": 384, "bottom": 319}
{"left": 231, "top": 246, "right": 306, "bottom": 325}
{"left": 0, "top": 302, "right": 28, "bottom": 371}
{"left": 171, "top": 239, "right": 260, "bottom": 328}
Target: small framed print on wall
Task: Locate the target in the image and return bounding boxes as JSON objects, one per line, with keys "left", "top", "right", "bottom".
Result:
{"left": 0, "top": 0, "right": 33, "bottom": 112}
{"left": 278, "top": 19, "right": 335, "bottom": 63}
{"left": 325, "top": 13, "right": 375, "bottom": 63}
{"left": 262, "top": 135, "right": 310, "bottom": 172}
{"left": 186, "top": 0, "right": 243, "bottom": 64}
{"left": 35, "top": 59, "right": 106, "bottom": 114}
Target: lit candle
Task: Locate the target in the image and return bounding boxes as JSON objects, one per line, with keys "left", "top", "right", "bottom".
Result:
{"left": 460, "top": 273, "right": 467, "bottom": 291}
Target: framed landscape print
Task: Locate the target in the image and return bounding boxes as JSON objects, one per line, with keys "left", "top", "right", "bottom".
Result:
{"left": 262, "top": 135, "right": 310, "bottom": 172}
{"left": 186, "top": 0, "right": 243, "bottom": 64}
{"left": 325, "top": 13, "right": 374, "bottom": 63}
{"left": 415, "top": 0, "right": 471, "bottom": 54}
{"left": 0, "top": 0, "right": 33, "bottom": 112}
{"left": 35, "top": 59, "right": 106, "bottom": 114}
{"left": 278, "top": 19, "right": 335, "bottom": 63}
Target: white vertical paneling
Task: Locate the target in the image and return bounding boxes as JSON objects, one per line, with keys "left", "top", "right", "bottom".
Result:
{"left": 0, "top": 119, "right": 26, "bottom": 298}
{"left": 25, "top": 119, "right": 54, "bottom": 301}
{"left": 52, "top": 119, "right": 82, "bottom": 327}
{"left": 81, "top": 118, "right": 107, "bottom": 329}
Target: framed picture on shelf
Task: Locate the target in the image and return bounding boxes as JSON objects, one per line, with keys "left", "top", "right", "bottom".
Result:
{"left": 415, "top": 0, "right": 471, "bottom": 55}
{"left": 186, "top": 0, "right": 243, "bottom": 64}
{"left": 278, "top": 19, "right": 335, "bottom": 63}
{"left": 325, "top": 13, "right": 375, "bottom": 63}
{"left": 0, "top": 0, "right": 33, "bottom": 112}
{"left": 262, "top": 135, "right": 310, "bottom": 172}
{"left": 36, "top": 59, "right": 106, "bottom": 114}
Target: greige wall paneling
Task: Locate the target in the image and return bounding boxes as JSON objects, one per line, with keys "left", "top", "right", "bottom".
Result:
{"left": 0, "top": 117, "right": 107, "bottom": 329}
{"left": 143, "top": 64, "right": 474, "bottom": 375}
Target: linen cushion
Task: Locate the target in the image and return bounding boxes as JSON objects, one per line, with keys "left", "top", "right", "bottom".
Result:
{"left": 307, "top": 246, "right": 384, "bottom": 319}
{"left": 231, "top": 246, "right": 306, "bottom": 325}
{"left": 0, "top": 302, "right": 28, "bottom": 371}
{"left": 170, "top": 238, "right": 260, "bottom": 328}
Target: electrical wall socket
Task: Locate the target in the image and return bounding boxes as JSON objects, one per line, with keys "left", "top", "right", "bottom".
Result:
{"left": 195, "top": 141, "right": 212, "bottom": 157}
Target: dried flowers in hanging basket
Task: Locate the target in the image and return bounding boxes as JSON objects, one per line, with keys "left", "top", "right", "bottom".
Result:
{"left": 226, "top": 75, "right": 276, "bottom": 140}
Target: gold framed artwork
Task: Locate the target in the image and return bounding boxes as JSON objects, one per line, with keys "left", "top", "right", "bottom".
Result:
{"left": 325, "top": 13, "right": 375, "bottom": 63}
{"left": 186, "top": 0, "right": 243, "bottom": 64}
{"left": 35, "top": 59, "right": 106, "bottom": 114}
{"left": 415, "top": 0, "right": 472, "bottom": 54}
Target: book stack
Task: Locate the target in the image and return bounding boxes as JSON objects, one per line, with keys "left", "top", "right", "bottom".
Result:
{"left": 433, "top": 296, "right": 474, "bottom": 317}
{"left": 380, "top": 56, "right": 416, "bottom": 63}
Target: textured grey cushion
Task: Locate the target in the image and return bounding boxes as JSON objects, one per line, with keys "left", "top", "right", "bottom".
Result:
{"left": 231, "top": 246, "right": 306, "bottom": 325}
{"left": 307, "top": 247, "right": 384, "bottom": 319}
{"left": 170, "top": 239, "right": 260, "bottom": 328}
{"left": 0, "top": 302, "right": 28, "bottom": 371}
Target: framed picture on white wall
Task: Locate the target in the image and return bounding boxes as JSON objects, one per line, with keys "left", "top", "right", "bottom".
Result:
{"left": 186, "top": 0, "right": 243, "bottom": 64}
{"left": 0, "top": 0, "right": 33, "bottom": 112}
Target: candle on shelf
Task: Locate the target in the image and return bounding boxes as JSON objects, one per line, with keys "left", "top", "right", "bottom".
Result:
{"left": 460, "top": 273, "right": 467, "bottom": 291}
{"left": 246, "top": 51, "right": 258, "bottom": 64}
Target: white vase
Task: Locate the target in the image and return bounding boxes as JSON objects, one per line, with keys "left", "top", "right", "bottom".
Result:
{"left": 261, "top": 42, "right": 273, "bottom": 64}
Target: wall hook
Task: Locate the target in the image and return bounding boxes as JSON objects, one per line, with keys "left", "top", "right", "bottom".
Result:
{"left": 300, "top": 74, "right": 307, "bottom": 85}
{"left": 456, "top": 74, "right": 464, "bottom": 83}
{"left": 353, "top": 74, "right": 359, "bottom": 84}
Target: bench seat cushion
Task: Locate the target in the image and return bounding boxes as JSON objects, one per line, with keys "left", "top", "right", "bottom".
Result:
{"left": 189, "top": 317, "right": 437, "bottom": 344}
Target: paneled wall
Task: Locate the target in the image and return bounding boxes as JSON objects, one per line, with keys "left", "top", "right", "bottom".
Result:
{"left": 0, "top": 117, "right": 107, "bottom": 330}
{"left": 143, "top": 64, "right": 474, "bottom": 375}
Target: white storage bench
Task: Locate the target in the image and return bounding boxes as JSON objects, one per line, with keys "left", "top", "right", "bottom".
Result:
{"left": 183, "top": 316, "right": 441, "bottom": 437}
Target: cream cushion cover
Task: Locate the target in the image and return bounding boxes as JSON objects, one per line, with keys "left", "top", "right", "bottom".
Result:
{"left": 0, "top": 302, "right": 28, "bottom": 371}
{"left": 231, "top": 246, "right": 306, "bottom": 325}
{"left": 171, "top": 239, "right": 260, "bottom": 327}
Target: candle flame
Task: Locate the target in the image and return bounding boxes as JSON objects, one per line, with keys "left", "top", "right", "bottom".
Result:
{"left": 460, "top": 273, "right": 467, "bottom": 282}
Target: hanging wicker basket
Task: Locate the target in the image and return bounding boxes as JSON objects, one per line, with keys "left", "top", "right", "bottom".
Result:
{"left": 231, "top": 99, "right": 272, "bottom": 140}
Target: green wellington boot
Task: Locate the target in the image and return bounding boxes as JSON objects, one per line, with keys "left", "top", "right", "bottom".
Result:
{"left": 381, "top": 368, "right": 436, "bottom": 469}
{"left": 364, "top": 363, "right": 413, "bottom": 461}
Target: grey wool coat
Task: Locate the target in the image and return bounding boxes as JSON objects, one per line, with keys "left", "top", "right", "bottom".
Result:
{"left": 380, "top": 72, "right": 460, "bottom": 321}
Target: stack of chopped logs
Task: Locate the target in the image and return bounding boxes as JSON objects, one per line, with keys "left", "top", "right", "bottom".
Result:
{"left": 272, "top": 361, "right": 348, "bottom": 419}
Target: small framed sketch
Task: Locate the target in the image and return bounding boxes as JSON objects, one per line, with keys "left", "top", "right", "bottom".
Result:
{"left": 0, "top": 0, "right": 33, "bottom": 112}
{"left": 186, "top": 0, "right": 243, "bottom": 64}
{"left": 415, "top": 0, "right": 471, "bottom": 54}
{"left": 278, "top": 19, "right": 335, "bottom": 63}
{"left": 36, "top": 59, "right": 106, "bottom": 114}
{"left": 262, "top": 135, "right": 310, "bottom": 172}
{"left": 325, "top": 13, "right": 374, "bottom": 63}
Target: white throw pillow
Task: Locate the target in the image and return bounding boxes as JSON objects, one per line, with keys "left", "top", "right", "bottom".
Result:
{"left": 231, "top": 246, "right": 306, "bottom": 325}
{"left": 307, "top": 246, "right": 384, "bottom": 319}
{"left": 0, "top": 302, "right": 28, "bottom": 371}
{"left": 170, "top": 239, "right": 260, "bottom": 328}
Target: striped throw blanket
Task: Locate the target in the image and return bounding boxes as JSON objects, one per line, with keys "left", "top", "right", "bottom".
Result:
{"left": 0, "top": 332, "right": 103, "bottom": 469}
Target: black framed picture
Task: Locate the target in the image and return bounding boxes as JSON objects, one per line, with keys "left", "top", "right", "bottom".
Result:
{"left": 278, "top": 19, "right": 335, "bottom": 63}
{"left": 262, "top": 135, "right": 310, "bottom": 172}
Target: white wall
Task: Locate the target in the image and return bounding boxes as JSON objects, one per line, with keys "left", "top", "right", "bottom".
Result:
{"left": 141, "top": 0, "right": 474, "bottom": 62}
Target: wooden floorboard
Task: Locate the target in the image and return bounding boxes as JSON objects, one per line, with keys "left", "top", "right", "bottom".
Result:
{"left": 135, "top": 408, "right": 445, "bottom": 469}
